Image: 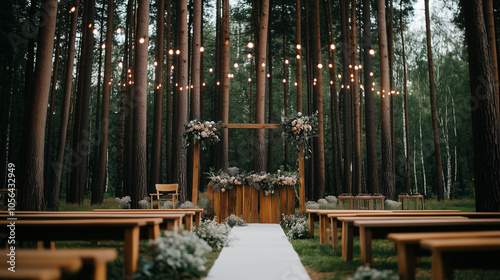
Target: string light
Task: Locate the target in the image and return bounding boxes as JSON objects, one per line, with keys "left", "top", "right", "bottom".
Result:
{"left": 248, "top": 78, "right": 252, "bottom": 82}
{"left": 234, "top": 63, "right": 239, "bottom": 68}
{"left": 171, "top": 65, "right": 175, "bottom": 70}
{"left": 296, "top": 44, "right": 301, "bottom": 50}
{"left": 247, "top": 53, "right": 252, "bottom": 59}
{"left": 169, "top": 49, "right": 174, "bottom": 55}
{"left": 294, "top": 82, "right": 298, "bottom": 86}
{"left": 296, "top": 55, "right": 301, "bottom": 60}
{"left": 200, "top": 46, "right": 205, "bottom": 52}
{"left": 338, "top": 74, "right": 342, "bottom": 79}
{"left": 317, "top": 63, "right": 323, "bottom": 69}
{"left": 209, "top": 68, "right": 213, "bottom": 72}
{"left": 116, "top": 28, "right": 122, "bottom": 34}
{"left": 261, "top": 63, "right": 266, "bottom": 68}
{"left": 329, "top": 63, "right": 333, "bottom": 68}
{"left": 283, "top": 79, "right": 286, "bottom": 83}
{"left": 330, "top": 44, "right": 336, "bottom": 50}
{"left": 153, "top": 61, "right": 158, "bottom": 67}
{"left": 369, "top": 49, "right": 375, "bottom": 55}
{"left": 267, "top": 74, "right": 271, "bottom": 78}
{"left": 247, "top": 42, "right": 254, "bottom": 48}
{"left": 176, "top": 50, "right": 181, "bottom": 55}
{"left": 370, "top": 72, "right": 374, "bottom": 77}
{"left": 70, "top": 6, "right": 76, "bottom": 12}
{"left": 139, "top": 37, "right": 145, "bottom": 44}
{"left": 285, "top": 59, "right": 289, "bottom": 64}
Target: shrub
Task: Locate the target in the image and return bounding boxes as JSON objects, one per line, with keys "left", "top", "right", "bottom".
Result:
{"left": 286, "top": 217, "right": 310, "bottom": 240}
{"left": 136, "top": 230, "right": 212, "bottom": 279}
{"left": 161, "top": 201, "right": 174, "bottom": 209}
{"left": 280, "top": 213, "right": 308, "bottom": 229}
{"left": 138, "top": 197, "right": 150, "bottom": 209}
{"left": 325, "top": 195, "right": 338, "bottom": 206}
{"left": 347, "top": 265, "right": 399, "bottom": 280}
{"left": 194, "top": 220, "right": 231, "bottom": 249}
{"left": 115, "top": 196, "right": 131, "bottom": 209}
{"left": 384, "top": 199, "right": 401, "bottom": 210}
{"left": 305, "top": 201, "right": 320, "bottom": 209}
{"left": 224, "top": 214, "right": 247, "bottom": 228}
{"left": 179, "top": 201, "right": 197, "bottom": 209}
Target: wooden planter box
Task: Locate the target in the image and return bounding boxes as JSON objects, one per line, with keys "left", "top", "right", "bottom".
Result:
{"left": 207, "top": 184, "right": 296, "bottom": 223}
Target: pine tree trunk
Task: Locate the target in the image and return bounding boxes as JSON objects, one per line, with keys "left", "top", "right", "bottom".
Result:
{"left": 376, "top": 0, "right": 394, "bottom": 199}
{"left": 400, "top": 1, "right": 411, "bottom": 194}
{"left": 131, "top": 0, "right": 150, "bottom": 208}
{"left": 254, "top": 0, "right": 269, "bottom": 172}
{"left": 483, "top": 0, "right": 499, "bottom": 118}
{"left": 326, "top": 0, "right": 343, "bottom": 194}
{"left": 174, "top": 0, "right": 189, "bottom": 202}
{"left": 267, "top": 14, "right": 274, "bottom": 172}
{"left": 350, "top": 0, "right": 361, "bottom": 195}
{"left": 49, "top": 1, "right": 79, "bottom": 210}
{"left": 424, "top": 0, "right": 444, "bottom": 201}
{"left": 363, "top": 0, "right": 379, "bottom": 194}
{"left": 165, "top": 0, "right": 172, "bottom": 183}
{"left": 461, "top": 0, "right": 500, "bottom": 212}
{"left": 341, "top": 0, "right": 352, "bottom": 194}
{"left": 92, "top": 0, "right": 114, "bottom": 205}
{"left": 151, "top": 0, "right": 165, "bottom": 190}
{"left": 19, "top": 0, "right": 59, "bottom": 210}
{"left": 44, "top": 4, "right": 64, "bottom": 201}
{"left": 221, "top": 0, "right": 230, "bottom": 171}
{"left": 296, "top": 0, "right": 303, "bottom": 113}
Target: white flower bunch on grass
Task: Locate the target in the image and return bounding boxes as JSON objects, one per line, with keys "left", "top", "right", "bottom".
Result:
{"left": 179, "top": 201, "right": 198, "bottom": 209}
{"left": 347, "top": 265, "right": 399, "bottom": 280}
{"left": 136, "top": 230, "right": 212, "bottom": 279}
{"left": 115, "top": 196, "right": 131, "bottom": 209}
{"left": 224, "top": 214, "right": 247, "bottom": 228}
{"left": 138, "top": 197, "right": 150, "bottom": 209}
{"left": 286, "top": 217, "right": 310, "bottom": 240}
{"left": 194, "top": 219, "right": 231, "bottom": 250}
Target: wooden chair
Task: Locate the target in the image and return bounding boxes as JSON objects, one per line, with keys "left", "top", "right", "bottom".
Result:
{"left": 150, "top": 184, "right": 179, "bottom": 209}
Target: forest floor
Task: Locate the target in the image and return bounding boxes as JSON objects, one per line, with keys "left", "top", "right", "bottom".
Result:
{"left": 56, "top": 198, "right": 500, "bottom": 279}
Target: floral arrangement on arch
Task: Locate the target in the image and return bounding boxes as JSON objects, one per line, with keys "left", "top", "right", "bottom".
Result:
{"left": 281, "top": 111, "right": 319, "bottom": 159}
{"left": 183, "top": 119, "right": 222, "bottom": 150}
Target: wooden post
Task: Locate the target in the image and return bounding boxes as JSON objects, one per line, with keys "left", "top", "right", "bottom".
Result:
{"left": 192, "top": 143, "right": 200, "bottom": 205}
{"left": 299, "top": 143, "right": 306, "bottom": 212}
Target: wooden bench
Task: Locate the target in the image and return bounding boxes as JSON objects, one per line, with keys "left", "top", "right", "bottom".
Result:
{"left": 421, "top": 237, "right": 500, "bottom": 280}
{"left": 318, "top": 210, "right": 463, "bottom": 247}
{"left": 339, "top": 216, "right": 469, "bottom": 261}
{"left": 0, "top": 267, "right": 61, "bottom": 280}
{"left": 5, "top": 212, "right": 185, "bottom": 235}
{"left": 93, "top": 208, "right": 203, "bottom": 229}
{"left": 353, "top": 218, "right": 500, "bottom": 266}
{"left": 327, "top": 211, "right": 500, "bottom": 251}
{"left": 0, "top": 248, "right": 117, "bottom": 280}
{"left": 387, "top": 231, "right": 500, "bottom": 280}
{"left": 306, "top": 209, "right": 389, "bottom": 238}
{"left": 0, "top": 218, "right": 161, "bottom": 278}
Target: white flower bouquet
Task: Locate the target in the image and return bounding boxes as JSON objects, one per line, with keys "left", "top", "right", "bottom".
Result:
{"left": 183, "top": 119, "right": 222, "bottom": 150}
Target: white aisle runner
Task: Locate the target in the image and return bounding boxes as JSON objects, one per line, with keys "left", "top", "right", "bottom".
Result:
{"left": 205, "top": 224, "right": 311, "bottom": 280}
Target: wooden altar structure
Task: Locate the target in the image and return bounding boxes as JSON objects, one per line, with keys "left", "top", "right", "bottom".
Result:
{"left": 191, "top": 123, "right": 307, "bottom": 215}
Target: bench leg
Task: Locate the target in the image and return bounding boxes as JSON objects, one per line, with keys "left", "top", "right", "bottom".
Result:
{"left": 331, "top": 218, "right": 339, "bottom": 251}
{"left": 359, "top": 228, "right": 373, "bottom": 266}
{"left": 124, "top": 226, "right": 140, "bottom": 278}
{"left": 343, "top": 222, "right": 354, "bottom": 261}
{"left": 396, "top": 242, "right": 417, "bottom": 280}
{"left": 320, "top": 215, "right": 329, "bottom": 244}
{"left": 431, "top": 250, "right": 453, "bottom": 280}
{"left": 308, "top": 213, "right": 315, "bottom": 237}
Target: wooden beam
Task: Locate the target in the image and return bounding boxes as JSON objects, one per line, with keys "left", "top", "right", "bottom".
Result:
{"left": 221, "top": 123, "right": 280, "bottom": 129}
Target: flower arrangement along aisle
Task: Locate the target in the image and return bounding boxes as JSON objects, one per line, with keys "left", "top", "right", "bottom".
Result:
{"left": 182, "top": 119, "right": 222, "bottom": 150}
{"left": 205, "top": 167, "right": 246, "bottom": 193}
{"left": 281, "top": 111, "right": 319, "bottom": 159}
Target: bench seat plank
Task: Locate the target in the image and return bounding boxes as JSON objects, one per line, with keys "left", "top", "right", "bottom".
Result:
{"left": 388, "top": 231, "right": 500, "bottom": 280}
{"left": 0, "top": 218, "right": 159, "bottom": 278}
{"left": 421, "top": 237, "right": 500, "bottom": 280}
{"left": 353, "top": 218, "right": 500, "bottom": 266}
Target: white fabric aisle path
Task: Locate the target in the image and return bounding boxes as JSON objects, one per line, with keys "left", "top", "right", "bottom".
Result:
{"left": 205, "top": 223, "right": 311, "bottom": 280}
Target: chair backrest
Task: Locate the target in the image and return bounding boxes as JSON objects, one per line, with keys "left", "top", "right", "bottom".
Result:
{"left": 155, "top": 184, "right": 178, "bottom": 193}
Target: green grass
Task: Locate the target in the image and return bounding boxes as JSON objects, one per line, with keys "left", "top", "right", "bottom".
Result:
{"left": 58, "top": 197, "right": 121, "bottom": 211}
{"left": 289, "top": 198, "right": 500, "bottom": 280}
